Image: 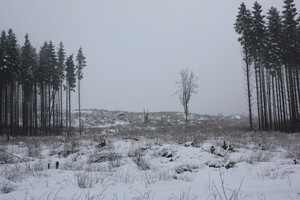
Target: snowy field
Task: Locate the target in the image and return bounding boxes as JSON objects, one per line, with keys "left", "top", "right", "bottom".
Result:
{"left": 0, "top": 110, "right": 299, "bottom": 200}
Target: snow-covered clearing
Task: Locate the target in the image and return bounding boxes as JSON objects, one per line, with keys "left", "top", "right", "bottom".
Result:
{"left": 0, "top": 110, "right": 299, "bottom": 200}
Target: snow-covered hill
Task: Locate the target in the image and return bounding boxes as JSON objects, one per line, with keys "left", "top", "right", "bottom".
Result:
{"left": 0, "top": 110, "right": 299, "bottom": 200}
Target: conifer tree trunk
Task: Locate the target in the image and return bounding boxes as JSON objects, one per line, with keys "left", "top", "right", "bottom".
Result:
{"left": 288, "top": 68, "right": 296, "bottom": 132}
{"left": 245, "top": 52, "right": 253, "bottom": 130}
{"left": 33, "top": 84, "right": 38, "bottom": 135}
{"left": 29, "top": 89, "right": 33, "bottom": 136}
{"left": 22, "top": 84, "right": 28, "bottom": 136}
{"left": 17, "top": 83, "right": 20, "bottom": 137}
{"left": 276, "top": 75, "right": 282, "bottom": 130}
{"left": 280, "top": 71, "right": 287, "bottom": 130}
{"left": 52, "top": 90, "right": 55, "bottom": 135}
{"left": 9, "top": 80, "right": 14, "bottom": 141}
{"left": 5, "top": 86, "right": 8, "bottom": 133}
{"left": 48, "top": 85, "right": 51, "bottom": 134}
{"left": 255, "top": 67, "right": 261, "bottom": 129}
{"left": 0, "top": 81, "right": 2, "bottom": 137}
{"left": 68, "top": 87, "right": 71, "bottom": 136}
{"left": 78, "top": 79, "right": 81, "bottom": 135}
{"left": 285, "top": 67, "right": 292, "bottom": 130}
{"left": 267, "top": 71, "right": 272, "bottom": 129}
{"left": 41, "top": 84, "right": 45, "bottom": 135}
{"left": 261, "top": 65, "right": 268, "bottom": 130}
{"left": 60, "top": 86, "right": 63, "bottom": 134}
{"left": 272, "top": 75, "right": 277, "bottom": 129}
{"left": 295, "top": 68, "right": 300, "bottom": 130}
{"left": 66, "top": 82, "right": 69, "bottom": 137}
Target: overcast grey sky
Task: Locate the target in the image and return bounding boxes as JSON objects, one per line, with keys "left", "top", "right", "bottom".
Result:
{"left": 0, "top": 0, "right": 297, "bottom": 115}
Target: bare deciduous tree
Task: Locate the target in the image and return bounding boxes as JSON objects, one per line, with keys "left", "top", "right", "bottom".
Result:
{"left": 176, "top": 68, "right": 198, "bottom": 122}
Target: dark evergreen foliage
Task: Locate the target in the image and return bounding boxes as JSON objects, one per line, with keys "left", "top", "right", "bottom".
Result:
{"left": 234, "top": 3, "right": 253, "bottom": 130}
{"left": 76, "top": 47, "right": 86, "bottom": 135}
{"left": 235, "top": 0, "right": 300, "bottom": 132}
{"left": 65, "top": 54, "right": 76, "bottom": 136}
{"left": 0, "top": 29, "right": 85, "bottom": 139}
{"left": 57, "top": 42, "right": 66, "bottom": 134}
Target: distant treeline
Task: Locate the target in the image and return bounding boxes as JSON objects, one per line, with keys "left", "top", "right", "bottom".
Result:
{"left": 235, "top": 0, "right": 300, "bottom": 132}
{"left": 0, "top": 29, "right": 86, "bottom": 140}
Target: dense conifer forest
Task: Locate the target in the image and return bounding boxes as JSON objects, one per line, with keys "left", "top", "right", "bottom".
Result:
{"left": 235, "top": 0, "right": 300, "bottom": 132}
{"left": 0, "top": 29, "right": 86, "bottom": 140}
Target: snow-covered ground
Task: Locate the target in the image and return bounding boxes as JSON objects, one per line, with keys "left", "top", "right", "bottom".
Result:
{"left": 0, "top": 110, "right": 299, "bottom": 200}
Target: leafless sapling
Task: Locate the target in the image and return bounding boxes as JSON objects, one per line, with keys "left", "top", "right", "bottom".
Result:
{"left": 176, "top": 68, "right": 198, "bottom": 122}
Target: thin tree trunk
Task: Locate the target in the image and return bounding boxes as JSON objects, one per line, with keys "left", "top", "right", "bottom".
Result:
{"left": 267, "top": 70, "right": 272, "bottom": 130}
{"left": 52, "top": 90, "right": 55, "bottom": 135}
{"left": 0, "top": 80, "right": 3, "bottom": 137}
{"left": 48, "top": 85, "right": 51, "bottom": 134}
{"left": 5, "top": 84, "right": 8, "bottom": 133}
{"left": 34, "top": 84, "right": 38, "bottom": 135}
{"left": 78, "top": 79, "right": 81, "bottom": 135}
{"left": 255, "top": 66, "right": 261, "bottom": 130}
{"left": 9, "top": 80, "right": 14, "bottom": 141}
{"left": 60, "top": 85, "right": 63, "bottom": 134}
{"left": 272, "top": 75, "right": 277, "bottom": 129}
{"left": 280, "top": 69, "right": 287, "bottom": 130}
{"left": 245, "top": 51, "right": 253, "bottom": 130}
{"left": 41, "top": 83, "right": 45, "bottom": 136}
{"left": 261, "top": 66, "right": 268, "bottom": 130}
{"left": 69, "top": 87, "right": 71, "bottom": 136}
{"left": 66, "top": 82, "right": 69, "bottom": 137}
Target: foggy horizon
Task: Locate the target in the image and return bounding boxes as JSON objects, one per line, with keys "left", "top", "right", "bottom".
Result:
{"left": 1, "top": 0, "right": 297, "bottom": 116}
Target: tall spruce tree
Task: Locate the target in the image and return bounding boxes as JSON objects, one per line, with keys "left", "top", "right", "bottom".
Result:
{"left": 31, "top": 42, "right": 39, "bottom": 135}
{"left": 6, "top": 29, "right": 20, "bottom": 139}
{"left": 76, "top": 47, "right": 86, "bottom": 135}
{"left": 234, "top": 3, "right": 253, "bottom": 130}
{"left": 0, "top": 29, "right": 83, "bottom": 136}
{"left": 38, "top": 42, "right": 49, "bottom": 135}
{"left": 0, "top": 31, "right": 7, "bottom": 137}
{"left": 281, "top": 0, "right": 299, "bottom": 131}
{"left": 20, "top": 34, "right": 37, "bottom": 136}
{"left": 65, "top": 54, "right": 76, "bottom": 136}
{"left": 47, "top": 41, "right": 58, "bottom": 134}
{"left": 57, "top": 42, "right": 65, "bottom": 134}
{"left": 266, "top": 7, "right": 283, "bottom": 130}
{"left": 235, "top": 0, "right": 300, "bottom": 132}
{"left": 249, "top": 2, "right": 268, "bottom": 130}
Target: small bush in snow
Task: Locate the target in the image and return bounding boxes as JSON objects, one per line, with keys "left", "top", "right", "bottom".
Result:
{"left": 108, "top": 156, "right": 121, "bottom": 169}
{"left": 134, "top": 154, "right": 151, "bottom": 170}
{"left": 89, "top": 151, "right": 121, "bottom": 163}
{"left": 128, "top": 145, "right": 145, "bottom": 158}
{"left": 142, "top": 171, "right": 174, "bottom": 184}
{"left": 175, "top": 163, "right": 198, "bottom": 174}
{"left": 1, "top": 181, "right": 14, "bottom": 194}
{"left": 158, "top": 148, "right": 174, "bottom": 158}
{"left": 0, "top": 150, "right": 14, "bottom": 164}
{"left": 127, "top": 145, "right": 150, "bottom": 170}
{"left": 74, "top": 172, "right": 94, "bottom": 188}
{"left": 3, "top": 164, "right": 23, "bottom": 182}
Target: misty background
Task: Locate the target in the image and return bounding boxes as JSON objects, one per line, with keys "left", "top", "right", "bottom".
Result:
{"left": 0, "top": 0, "right": 294, "bottom": 115}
